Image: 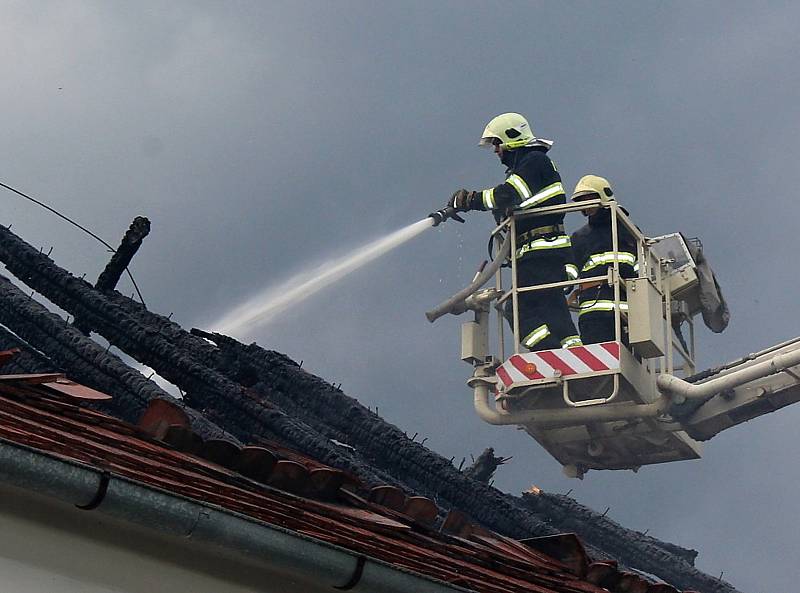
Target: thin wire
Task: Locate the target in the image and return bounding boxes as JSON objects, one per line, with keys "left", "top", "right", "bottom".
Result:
{"left": 0, "top": 180, "right": 146, "bottom": 306}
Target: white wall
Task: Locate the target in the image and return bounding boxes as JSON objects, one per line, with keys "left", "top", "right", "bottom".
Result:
{"left": 0, "top": 483, "right": 329, "bottom": 593}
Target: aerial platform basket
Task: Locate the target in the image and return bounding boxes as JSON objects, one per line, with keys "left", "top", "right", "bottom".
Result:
{"left": 489, "top": 341, "right": 700, "bottom": 476}
{"left": 430, "top": 198, "right": 800, "bottom": 478}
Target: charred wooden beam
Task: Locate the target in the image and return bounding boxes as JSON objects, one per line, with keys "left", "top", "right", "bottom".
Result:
{"left": 73, "top": 216, "right": 150, "bottom": 334}
{"left": 95, "top": 216, "right": 150, "bottom": 293}
{"left": 0, "top": 325, "right": 55, "bottom": 374}
{"left": 0, "top": 274, "right": 230, "bottom": 439}
{"left": 521, "top": 491, "right": 704, "bottom": 584}
{"left": 463, "top": 448, "right": 510, "bottom": 484}
{"left": 0, "top": 223, "right": 390, "bottom": 486}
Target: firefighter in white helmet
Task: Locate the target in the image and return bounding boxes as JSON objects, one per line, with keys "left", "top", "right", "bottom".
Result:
{"left": 570, "top": 175, "right": 637, "bottom": 344}
{"left": 445, "top": 113, "right": 581, "bottom": 351}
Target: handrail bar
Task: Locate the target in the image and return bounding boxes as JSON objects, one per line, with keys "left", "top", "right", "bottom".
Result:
{"left": 671, "top": 333, "right": 695, "bottom": 369}
{"left": 509, "top": 198, "right": 604, "bottom": 218}
{"left": 495, "top": 274, "right": 610, "bottom": 306}
{"left": 563, "top": 374, "right": 621, "bottom": 408}
{"left": 499, "top": 199, "right": 648, "bottom": 247}
{"left": 614, "top": 206, "right": 648, "bottom": 249}
{"left": 425, "top": 232, "right": 512, "bottom": 322}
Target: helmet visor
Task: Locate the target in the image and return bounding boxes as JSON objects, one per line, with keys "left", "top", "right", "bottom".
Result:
{"left": 479, "top": 136, "right": 502, "bottom": 148}
{"left": 571, "top": 191, "right": 599, "bottom": 203}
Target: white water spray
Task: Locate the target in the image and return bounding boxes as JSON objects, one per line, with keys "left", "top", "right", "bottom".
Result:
{"left": 212, "top": 218, "right": 434, "bottom": 337}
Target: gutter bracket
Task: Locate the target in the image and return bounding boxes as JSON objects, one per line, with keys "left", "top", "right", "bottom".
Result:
{"left": 76, "top": 470, "right": 110, "bottom": 510}
{"left": 334, "top": 555, "right": 366, "bottom": 590}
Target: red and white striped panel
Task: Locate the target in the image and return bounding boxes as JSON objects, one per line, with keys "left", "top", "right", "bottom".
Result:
{"left": 496, "top": 342, "right": 621, "bottom": 389}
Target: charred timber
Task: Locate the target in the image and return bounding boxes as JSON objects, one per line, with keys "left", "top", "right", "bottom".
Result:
{"left": 192, "top": 331, "right": 737, "bottom": 593}
{"left": 463, "top": 448, "right": 509, "bottom": 484}
{"left": 73, "top": 216, "right": 150, "bottom": 334}
{"left": 95, "top": 216, "right": 150, "bottom": 293}
{"left": 0, "top": 224, "right": 394, "bottom": 487}
{"left": 0, "top": 274, "right": 230, "bottom": 439}
{"left": 521, "top": 491, "right": 704, "bottom": 585}
{"left": 0, "top": 325, "right": 55, "bottom": 375}
{"left": 0, "top": 222, "right": 741, "bottom": 593}
{"left": 0, "top": 274, "right": 144, "bottom": 420}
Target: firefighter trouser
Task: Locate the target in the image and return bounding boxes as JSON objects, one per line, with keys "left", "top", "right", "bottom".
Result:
{"left": 577, "top": 285, "right": 627, "bottom": 345}
{"left": 506, "top": 256, "right": 580, "bottom": 351}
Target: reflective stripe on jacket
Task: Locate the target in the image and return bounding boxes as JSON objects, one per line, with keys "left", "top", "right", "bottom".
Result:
{"left": 468, "top": 147, "right": 574, "bottom": 265}
{"left": 515, "top": 235, "right": 571, "bottom": 259}
{"left": 581, "top": 251, "right": 637, "bottom": 273}
{"left": 570, "top": 208, "right": 638, "bottom": 279}
{"left": 578, "top": 299, "right": 629, "bottom": 317}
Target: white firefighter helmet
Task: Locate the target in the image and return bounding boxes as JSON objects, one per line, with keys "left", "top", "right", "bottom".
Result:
{"left": 478, "top": 113, "right": 553, "bottom": 151}
{"left": 571, "top": 175, "right": 615, "bottom": 205}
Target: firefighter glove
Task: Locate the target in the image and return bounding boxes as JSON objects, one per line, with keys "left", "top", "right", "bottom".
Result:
{"left": 450, "top": 189, "right": 475, "bottom": 212}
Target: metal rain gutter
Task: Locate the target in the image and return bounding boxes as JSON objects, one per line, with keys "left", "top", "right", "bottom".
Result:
{"left": 0, "top": 440, "right": 468, "bottom": 593}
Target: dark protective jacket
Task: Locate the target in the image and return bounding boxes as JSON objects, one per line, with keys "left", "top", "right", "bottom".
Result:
{"left": 465, "top": 146, "right": 580, "bottom": 350}
{"left": 570, "top": 207, "right": 638, "bottom": 331}
{"left": 570, "top": 207, "right": 637, "bottom": 281}
{"left": 466, "top": 146, "right": 571, "bottom": 264}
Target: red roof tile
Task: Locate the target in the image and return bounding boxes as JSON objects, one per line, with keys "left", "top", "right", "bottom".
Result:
{"left": 0, "top": 368, "right": 682, "bottom": 593}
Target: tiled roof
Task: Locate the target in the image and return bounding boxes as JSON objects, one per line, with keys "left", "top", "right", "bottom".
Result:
{"left": 0, "top": 358, "right": 692, "bottom": 593}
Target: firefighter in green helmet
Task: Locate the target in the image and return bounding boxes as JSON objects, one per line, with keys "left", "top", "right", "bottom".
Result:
{"left": 443, "top": 113, "right": 581, "bottom": 351}
{"left": 570, "top": 175, "right": 638, "bottom": 344}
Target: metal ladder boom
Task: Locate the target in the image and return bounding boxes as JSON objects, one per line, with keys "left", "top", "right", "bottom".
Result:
{"left": 659, "top": 338, "right": 800, "bottom": 440}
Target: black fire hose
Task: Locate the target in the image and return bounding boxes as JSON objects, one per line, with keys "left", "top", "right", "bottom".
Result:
{"left": 425, "top": 231, "right": 511, "bottom": 322}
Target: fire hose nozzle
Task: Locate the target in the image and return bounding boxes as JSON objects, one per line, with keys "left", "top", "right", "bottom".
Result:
{"left": 429, "top": 206, "right": 465, "bottom": 227}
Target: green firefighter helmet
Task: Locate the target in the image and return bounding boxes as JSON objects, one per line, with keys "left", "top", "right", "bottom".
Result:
{"left": 571, "top": 175, "right": 615, "bottom": 205}
{"left": 478, "top": 112, "right": 553, "bottom": 151}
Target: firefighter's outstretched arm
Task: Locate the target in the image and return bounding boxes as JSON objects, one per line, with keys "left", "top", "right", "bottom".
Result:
{"left": 430, "top": 188, "right": 480, "bottom": 226}
{"left": 458, "top": 183, "right": 522, "bottom": 212}
{"left": 430, "top": 182, "right": 519, "bottom": 226}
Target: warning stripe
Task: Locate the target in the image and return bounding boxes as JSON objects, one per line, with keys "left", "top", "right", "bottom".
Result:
{"left": 509, "top": 355, "right": 544, "bottom": 380}
{"left": 566, "top": 346, "right": 607, "bottom": 372}
{"left": 527, "top": 354, "right": 555, "bottom": 377}
{"left": 496, "top": 365, "right": 514, "bottom": 387}
{"left": 601, "top": 341, "right": 620, "bottom": 358}
{"left": 590, "top": 343, "right": 621, "bottom": 368}
{"left": 555, "top": 349, "right": 593, "bottom": 374}
{"left": 495, "top": 342, "right": 622, "bottom": 389}
{"left": 536, "top": 350, "right": 576, "bottom": 376}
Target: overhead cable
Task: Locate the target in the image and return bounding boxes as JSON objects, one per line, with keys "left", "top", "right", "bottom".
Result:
{"left": 0, "top": 180, "right": 146, "bottom": 305}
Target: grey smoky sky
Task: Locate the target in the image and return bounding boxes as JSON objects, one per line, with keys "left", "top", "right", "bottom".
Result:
{"left": 3, "top": 2, "right": 799, "bottom": 590}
